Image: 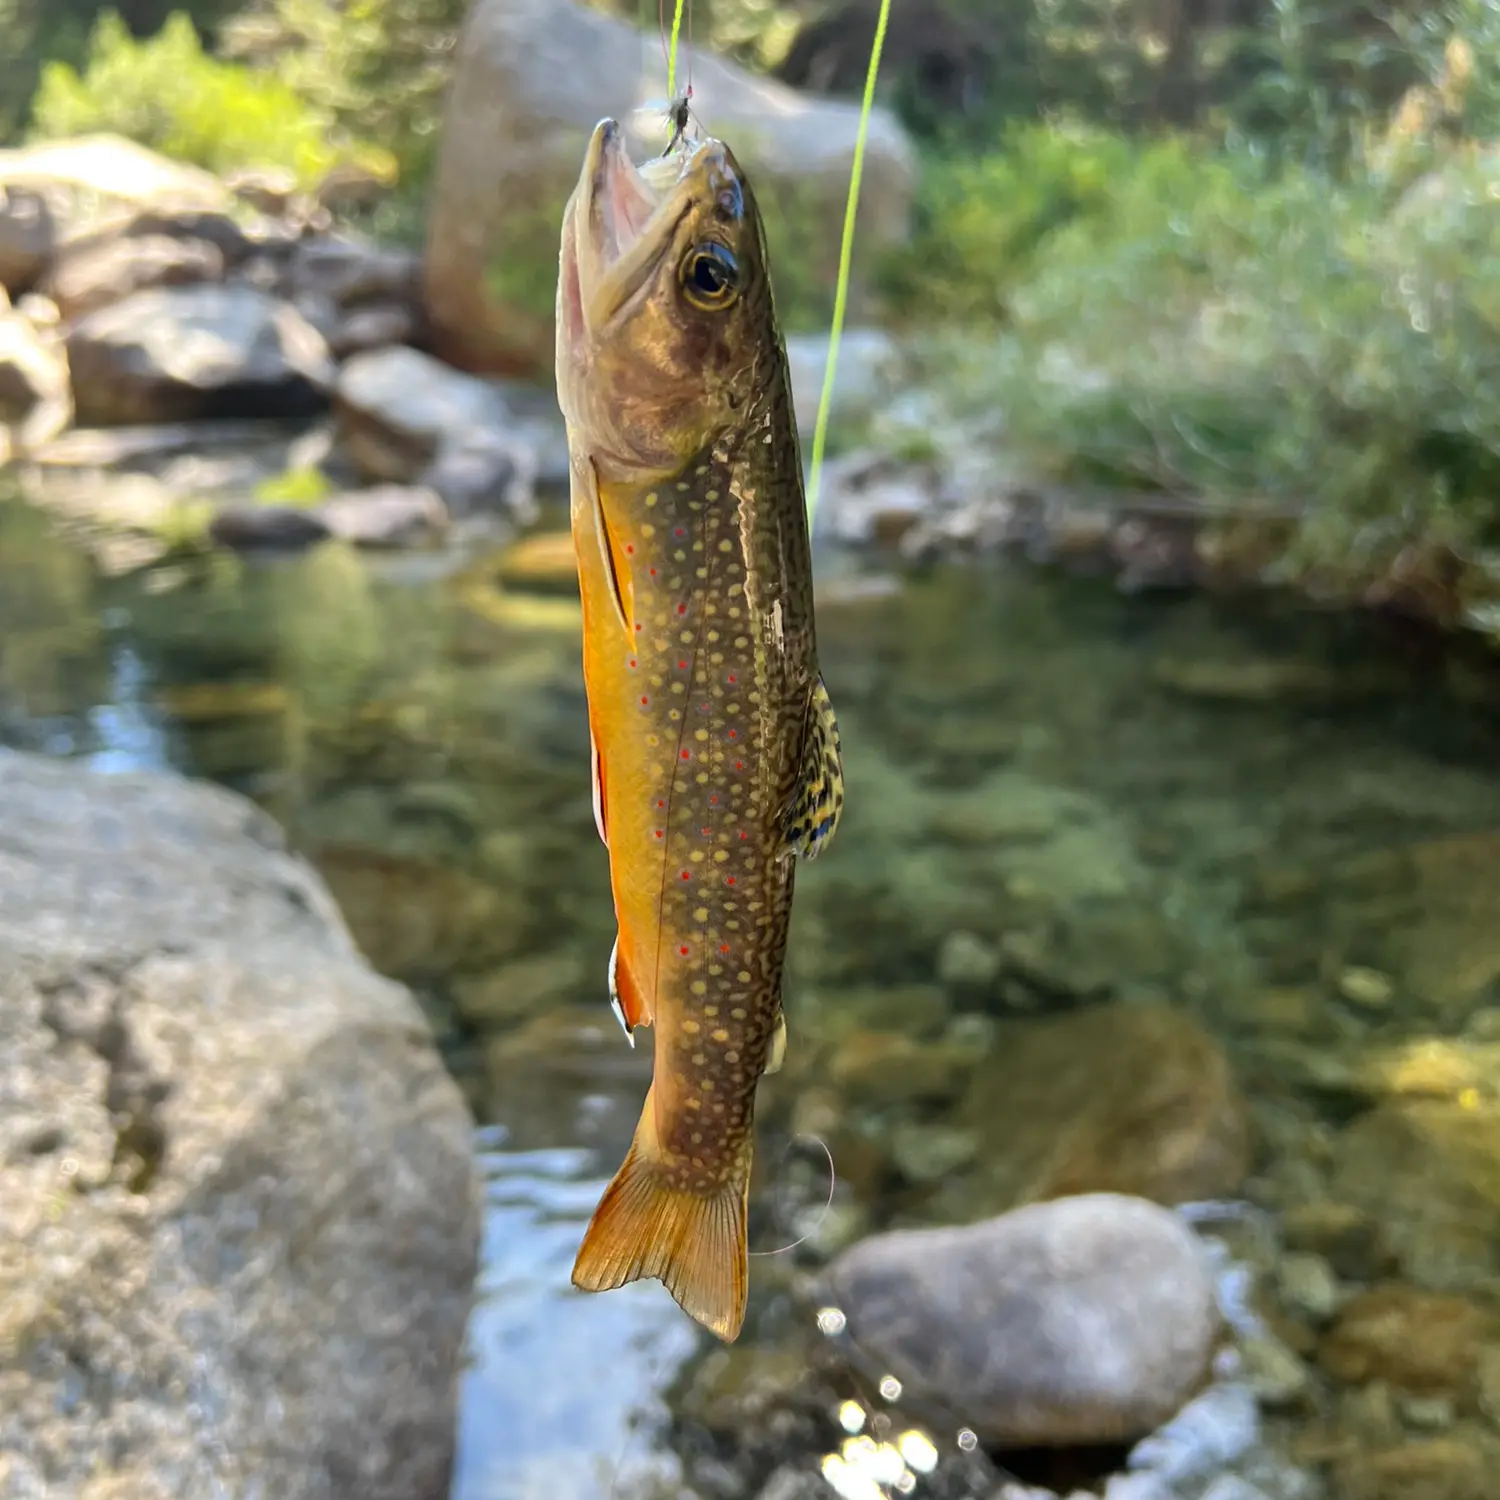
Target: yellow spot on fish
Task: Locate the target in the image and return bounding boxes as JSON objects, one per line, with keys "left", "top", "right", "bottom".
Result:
{"left": 683, "top": 1020, "right": 701, "bottom": 1035}
{"left": 730, "top": 1007, "right": 747, "bottom": 1020}
{"left": 711, "top": 1028, "right": 729, "bottom": 1042}
{"left": 645, "top": 492, "right": 658, "bottom": 506}
{"left": 693, "top": 907, "right": 709, "bottom": 923}
{"left": 694, "top": 729, "right": 709, "bottom": 742}
{"left": 692, "top": 1053, "right": 706, "bottom": 1065}
{"left": 718, "top": 540, "right": 733, "bottom": 552}
{"left": 725, "top": 1050, "right": 740, "bottom": 1064}
{"left": 713, "top": 849, "right": 729, "bottom": 862}
{"left": 737, "top": 970, "right": 752, "bottom": 983}
{"left": 642, "top": 524, "right": 655, "bottom": 537}
{"left": 691, "top": 980, "right": 707, "bottom": 996}
{"left": 706, "top": 630, "right": 720, "bottom": 643}
{"left": 705, "top": 1006, "right": 719, "bottom": 1018}
{"left": 735, "top": 636, "right": 749, "bottom": 648}
{"left": 677, "top": 481, "right": 691, "bottom": 491}
{"left": 705, "top": 488, "right": 720, "bottom": 501}
{"left": 691, "top": 850, "right": 706, "bottom": 863}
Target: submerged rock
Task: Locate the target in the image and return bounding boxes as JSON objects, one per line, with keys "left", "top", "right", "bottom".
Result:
{"left": 0, "top": 308, "right": 70, "bottom": 451}
{"left": 66, "top": 283, "right": 334, "bottom": 425}
{"left": 0, "top": 750, "right": 480, "bottom": 1500}
{"left": 824, "top": 1194, "right": 1221, "bottom": 1447}
{"left": 960, "top": 1001, "right": 1252, "bottom": 1212}
{"left": 0, "top": 186, "right": 55, "bottom": 294}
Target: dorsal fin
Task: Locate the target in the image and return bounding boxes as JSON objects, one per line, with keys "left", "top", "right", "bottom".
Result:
{"left": 780, "top": 674, "right": 844, "bottom": 861}
{"left": 585, "top": 456, "right": 631, "bottom": 634}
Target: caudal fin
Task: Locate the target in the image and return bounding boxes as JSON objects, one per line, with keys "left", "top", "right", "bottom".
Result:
{"left": 571, "top": 1087, "right": 750, "bottom": 1342}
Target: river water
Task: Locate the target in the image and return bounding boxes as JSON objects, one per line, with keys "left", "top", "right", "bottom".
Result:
{"left": 7, "top": 479, "right": 1500, "bottom": 1499}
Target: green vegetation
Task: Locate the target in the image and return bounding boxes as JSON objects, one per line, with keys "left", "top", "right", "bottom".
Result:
{"left": 6, "top": 0, "right": 1500, "bottom": 609}
{"left": 28, "top": 11, "right": 386, "bottom": 186}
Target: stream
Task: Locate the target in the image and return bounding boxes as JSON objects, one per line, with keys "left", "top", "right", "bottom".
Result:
{"left": 7, "top": 474, "right": 1500, "bottom": 1500}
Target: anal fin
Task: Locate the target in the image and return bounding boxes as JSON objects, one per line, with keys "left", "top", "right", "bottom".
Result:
{"left": 780, "top": 674, "right": 844, "bottom": 861}
{"left": 590, "top": 729, "right": 608, "bottom": 846}
{"left": 607, "top": 934, "right": 653, "bottom": 1042}
{"left": 585, "top": 456, "right": 631, "bottom": 634}
{"left": 763, "top": 1009, "right": 787, "bottom": 1076}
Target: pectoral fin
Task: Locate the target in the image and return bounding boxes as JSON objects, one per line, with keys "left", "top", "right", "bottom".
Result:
{"left": 585, "top": 456, "right": 631, "bottom": 634}
{"left": 780, "top": 674, "right": 844, "bottom": 861}
{"left": 608, "top": 934, "right": 653, "bottom": 1041}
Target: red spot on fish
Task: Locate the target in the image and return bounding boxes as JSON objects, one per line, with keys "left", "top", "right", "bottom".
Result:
{"left": 709, "top": 794, "right": 719, "bottom": 805}
{"left": 679, "top": 944, "right": 690, "bottom": 956}
{"left": 727, "top": 674, "right": 737, "bottom": 684}
{"left": 726, "top": 876, "right": 737, "bottom": 886}
{"left": 680, "top": 870, "right": 691, "bottom": 881}
{"left": 678, "top": 659, "right": 688, "bottom": 669}
{"left": 635, "top": 623, "right": 643, "bottom": 632}
{"left": 701, "top": 826, "right": 711, "bottom": 836}
{"left": 675, "top": 527, "right": 686, "bottom": 538}
{"left": 680, "top": 749, "right": 691, "bottom": 761}
{"left": 640, "top": 695, "right": 649, "bottom": 705}
{"left": 628, "top": 658, "right": 637, "bottom": 668}
{"left": 657, "top": 799, "right": 666, "bottom": 808}
{"left": 739, "top": 831, "right": 748, "bottom": 840}
{"left": 649, "top": 568, "right": 658, "bottom": 577}
{"left": 676, "top": 604, "right": 687, "bottom": 615}
{"left": 720, "top": 943, "right": 730, "bottom": 953}
{"left": 625, "top": 544, "right": 635, "bottom": 554}
{"left": 727, "top": 729, "right": 737, "bottom": 740}
{"left": 734, "top": 760, "right": 744, "bottom": 771}
{"left": 654, "top": 829, "right": 664, "bottom": 839}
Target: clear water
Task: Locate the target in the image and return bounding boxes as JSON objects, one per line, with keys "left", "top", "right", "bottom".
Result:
{"left": 8, "top": 481, "right": 1500, "bottom": 1498}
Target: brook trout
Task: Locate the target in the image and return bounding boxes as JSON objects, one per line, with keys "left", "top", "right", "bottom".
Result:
{"left": 555, "top": 118, "right": 844, "bottom": 1343}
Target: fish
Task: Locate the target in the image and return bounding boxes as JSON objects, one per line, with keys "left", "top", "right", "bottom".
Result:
{"left": 555, "top": 117, "right": 845, "bottom": 1343}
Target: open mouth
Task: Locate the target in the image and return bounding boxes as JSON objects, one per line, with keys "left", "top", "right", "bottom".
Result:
{"left": 567, "top": 118, "right": 705, "bottom": 335}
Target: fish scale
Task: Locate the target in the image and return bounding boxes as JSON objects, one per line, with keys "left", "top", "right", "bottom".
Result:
{"left": 557, "top": 116, "right": 844, "bottom": 1342}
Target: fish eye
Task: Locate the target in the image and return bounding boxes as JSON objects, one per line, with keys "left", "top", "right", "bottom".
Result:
{"left": 680, "top": 242, "right": 739, "bottom": 310}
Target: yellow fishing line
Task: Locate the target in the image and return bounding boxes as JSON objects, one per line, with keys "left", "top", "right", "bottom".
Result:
{"left": 665, "top": 0, "right": 688, "bottom": 103}
{"left": 805, "top": 0, "right": 892, "bottom": 530}
{"left": 661, "top": 0, "right": 891, "bottom": 529}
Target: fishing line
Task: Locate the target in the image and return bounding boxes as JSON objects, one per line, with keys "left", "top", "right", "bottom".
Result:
{"left": 804, "top": 0, "right": 893, "bottom": 532}
{"left": 749, "top": 1133, "right": 837, "bottom": 1258}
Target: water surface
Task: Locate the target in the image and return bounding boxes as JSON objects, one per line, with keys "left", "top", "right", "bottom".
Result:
{"left": 7, "top": 482, "right": 1500, "bottom": 1498}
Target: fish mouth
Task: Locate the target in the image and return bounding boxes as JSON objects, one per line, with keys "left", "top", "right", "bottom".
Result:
{"left": 565, "top": 118, "right": 726, "bottom": 336}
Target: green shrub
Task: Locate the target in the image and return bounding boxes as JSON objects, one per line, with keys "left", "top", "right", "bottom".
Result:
{"left": 29, "top": 10, "right": 389, "bottom": 188}
{"left": 934, "top": 132, "right": 1500, "bottom": 592}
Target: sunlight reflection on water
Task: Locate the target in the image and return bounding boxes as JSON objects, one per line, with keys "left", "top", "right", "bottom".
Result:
{"left": 453, "top": 1130, "right": 701, "bottom": 1500}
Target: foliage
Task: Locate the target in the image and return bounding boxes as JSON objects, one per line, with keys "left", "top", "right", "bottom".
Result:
{"left": 937, "top": 128, "right": 1500, "bottom": 590}
{"left": 28, "top": 11, "right": 386, "bottom": 187}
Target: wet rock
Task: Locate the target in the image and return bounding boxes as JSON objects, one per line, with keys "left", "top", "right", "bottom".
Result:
{"left": 424, "top": 0, "right": 913, "bottom": 376}
{"left": 329, "top": 300, "right": 418, "bottom": 359}
{"left": 0, "top": 186, "right": 54, "bottom": 293}
{"left": 936, "top": 929, "right": 1001, "bottom": 990}
{"left": 334, "top": 344, "right": 511, "bottom": 483}
{"left": 1318, "top": 1284, "right": 1495, "bottom": 1398}
{"left": 225, "top": 165, "right": 299, "bottom": 217}
{"left": 1276, "top": 1252, "right": 1342, "bottom": 1324}
{"left": 828, "top": 1029, "right": 974, "bottom": 1108}
{"left": 1125, "top": 1380, "right": 1260, "bottom": 1488}
{"left": 291, "top": 234, "right": 420, "bottom": 309}
{"left": 124, "top": 207, "right": 257, "bottom": 265}
{"left": 421, "top": 423, "right": 540, "bottom": 523}
{"left": 1239, "top": 1327, "right": 1314, "bottom": 1409}
{"left": 1330, "top": 1095, "right": 1500, "bottom": 1285}
{"left": 1329, "top": 1436, "right": 1494, "bottom": 1500}
{"left": 0, "top": 750, "right": 479, "bottom": 1500}
{"left": 889, "top": 1122, "right": 979, "bottom": 1184}
{"left": 316, "top": 485, "right": 449, "bottom": 548}
{"left": 812, "top": 449, "right": 940, "bottom": 547}
{"left": 824, "top": 1193, "right": 1221, "bottom": 1447}
{"left": 42, "top": 233, "right": 224, "bottom": 320}
{"left": 67, "top": 284, "right": 334, "bottom": 425}
{"left": 1337, "top": 966, "right": 1395, "bottom": 1012}
{"left": 961, "top": 1001, "right": 1252, "bottom": 1213}
{"left": 0, "top": 309, "right": 71, "bottom": 450}
{"left": 1281, "top": 1202, "right": 1394, "bottom": 1283}
{"left": 207, "top": 503, "right": 334, "bottom": 551}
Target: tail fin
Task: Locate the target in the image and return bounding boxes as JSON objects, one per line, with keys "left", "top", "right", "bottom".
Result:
{"left": 571, "top": 1085, "right": 750, "bottom": 1342}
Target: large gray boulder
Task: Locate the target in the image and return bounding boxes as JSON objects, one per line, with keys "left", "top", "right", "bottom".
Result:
{"left": 423, "top": 0, "right": 915, "bottom": 377}
{"left": 66, "top": 283, "right": 334, "bottom": 425}
{"left": 0, "top": 750, "right": 480, "bottom": 1500}
{"left": 823, "top": 1193, "right": 1222, "bottom": 1448}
